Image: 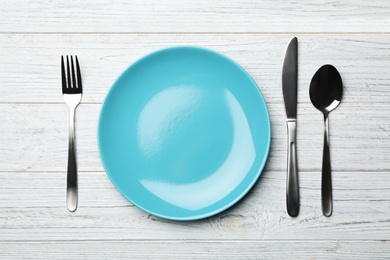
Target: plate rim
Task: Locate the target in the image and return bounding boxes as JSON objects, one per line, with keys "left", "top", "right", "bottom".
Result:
{"left": 98, "top": 46, "right": 271, "bottom": 221}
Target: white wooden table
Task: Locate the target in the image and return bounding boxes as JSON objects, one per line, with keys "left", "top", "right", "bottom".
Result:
{"left": 1, "top": 1, "right": 389, "bottom": 258}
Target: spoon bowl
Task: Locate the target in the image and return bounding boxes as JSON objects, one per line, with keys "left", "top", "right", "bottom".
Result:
{"left": 309, "top": 64, "right": 343, "bottom": 217}
{"left": 310, "top": 65, "right": 343, "bottom": 114}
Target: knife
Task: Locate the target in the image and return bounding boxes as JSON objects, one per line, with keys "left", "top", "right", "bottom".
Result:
{"left": 282, "top": 37, "right": 300, "bottom": 217}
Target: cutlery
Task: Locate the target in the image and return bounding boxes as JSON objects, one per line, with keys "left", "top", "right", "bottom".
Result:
{"left": 282, "top": 37, "right": 300, "bottom": 217}
{"left": 61, "top": 56, "right": 82, "bottom": 212}
{"left": 309, "top": 64, "right": 343, "bottom": 217}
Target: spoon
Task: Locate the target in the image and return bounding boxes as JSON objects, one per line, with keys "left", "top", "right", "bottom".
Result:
{"left": 309, "top": 64, "right": 343, "bottom": 217}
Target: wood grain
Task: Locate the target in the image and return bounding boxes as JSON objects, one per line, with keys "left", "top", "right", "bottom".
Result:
{"left": 0, "top": 171, "right": 389, "bottom": 241}
{"left": 0, "top": 34, "right": 389, "bottom": 104}
{"left": 1, "top": 0, "right": 390, "bottom": 258}
{"left": 0, "top": 0, "right": 389, "bottom": 33}
{"left": 1, "top": 102, "right": 388, "bottom": 172}
{"left": 0, "top": 241, "right": 389, "bottom": 259}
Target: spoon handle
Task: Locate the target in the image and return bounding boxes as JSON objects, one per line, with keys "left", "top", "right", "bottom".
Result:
{"left": 286, "top": 120, "right": 299, "bottom": 217}
{"left": 322, "top": 114, "right": 332, "bottom": 217}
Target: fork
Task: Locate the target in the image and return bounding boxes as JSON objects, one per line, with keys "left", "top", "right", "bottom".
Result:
{"left": 61, "top": 56, "right": 82, "bottom": 212}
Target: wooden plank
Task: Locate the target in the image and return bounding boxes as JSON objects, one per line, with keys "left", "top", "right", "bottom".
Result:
{"left": 0, "top": 34, "right": 389, "bottom": 104}
{"left": 0, "top": 240, "right": 389, "bottom": 259}
{"left": 0, "top": 102, "right": 388, "bottom": 172}
{"left": 0, "top": 0, "right": 388, "bottom": 257}
{"left": 0, "top": 1, "right": 389, "bottom": 33}
{"left": 0, "top": 171, "right": 389, "bottom": 241}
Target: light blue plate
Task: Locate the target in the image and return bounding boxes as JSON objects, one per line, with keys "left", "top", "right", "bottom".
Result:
{"left": 98, "top": 46, "right": 271, "bottom": 220}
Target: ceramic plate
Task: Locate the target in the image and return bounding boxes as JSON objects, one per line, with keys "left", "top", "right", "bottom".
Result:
{"left": 98, "top": 46, "right": 271, "bottom": 220}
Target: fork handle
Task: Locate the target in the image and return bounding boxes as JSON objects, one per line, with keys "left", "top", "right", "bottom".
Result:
{"left": 67, "top": 107, "right": 78, "bottom": 212}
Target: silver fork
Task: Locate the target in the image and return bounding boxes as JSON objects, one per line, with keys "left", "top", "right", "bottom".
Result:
{"left": 61, "top": 56, "right": 82, "bottom": 212}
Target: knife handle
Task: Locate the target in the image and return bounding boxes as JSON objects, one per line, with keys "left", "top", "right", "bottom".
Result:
{"left": 286, "top": 120, "right": 300, "bottom": 217}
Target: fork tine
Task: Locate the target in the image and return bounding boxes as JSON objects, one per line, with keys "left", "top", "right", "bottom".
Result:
{"left": 75, "top": 56, "right": 82, "bottom": 92}
{"left": 71, "top": 56, "right": 77, "bottom": 89}
{"left": 61, "top": 56, "right": 67, "bottom": 93}
{"left": 66, "top": 56, "right": 72, "bottom": 89}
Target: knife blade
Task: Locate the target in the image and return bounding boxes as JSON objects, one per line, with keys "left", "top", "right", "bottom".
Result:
{"left": 282, "top": 37, "right": 300, "bottom": 217}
